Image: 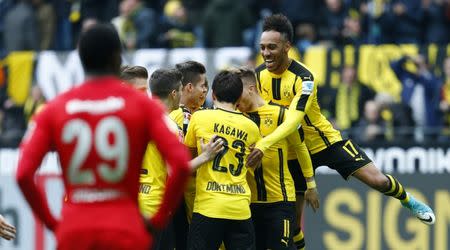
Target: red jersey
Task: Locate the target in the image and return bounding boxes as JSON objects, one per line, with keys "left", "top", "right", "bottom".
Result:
{"left": 16, "top": 76, "right": 191, "bottom": 244}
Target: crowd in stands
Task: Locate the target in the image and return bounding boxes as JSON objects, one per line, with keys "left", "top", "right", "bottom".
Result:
{"left": 0, "top": 0, "right": 449, "bottom": 148}
{"left": 1, "top": 0, "right": 450, "bottom": 52}
{"left": 319, "top": 56, "right": 450, "bottom": 144}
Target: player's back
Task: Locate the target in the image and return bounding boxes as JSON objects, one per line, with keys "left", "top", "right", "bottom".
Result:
{"left": 246, "top": 103, "right": 295, "bottom": 203}
{"left": 184, "top": 109, "right": 261, "bottom": 220}
{"left": 43, "top": 76, "right": 159, "bottom": 235}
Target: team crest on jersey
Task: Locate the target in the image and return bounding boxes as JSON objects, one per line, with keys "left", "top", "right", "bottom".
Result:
{"left": 263, "top": 116, "right": 273, "bottom": 127}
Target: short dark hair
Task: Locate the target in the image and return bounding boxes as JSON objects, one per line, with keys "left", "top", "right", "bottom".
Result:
{"left": 234, "top": 67, "right": 256, "bottom": 85}
{"left": 149, "top": 68, "right": 183, "bottom": 99}
{"left": 262, "top": 14, "right": 293, "bottom": 43}
{"left": 120, "top": 65, "right": 148, "bottom": 81}
{"left": 175, "top": 61, "right": 206, "bottom": 87}
{"left": 78, "top": 23, "right": 122, "bottom": 74}
{"left": 212, "top": 70, "right": 243, "bottom": 104}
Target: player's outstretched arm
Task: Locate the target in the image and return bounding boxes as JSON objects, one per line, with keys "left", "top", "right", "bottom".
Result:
{"left": 286, "top": 126, "right": 320, "bottom": 212}
{"left": 144, "top": 100, "right": 191, "bottom": 230}
{"left": 247, "top": 109, "right": 305, "bottom": 168}
{"left": 16, "top": 109, "right": 59, "bottom": 231}
{"left": 286, "top": 132, "right": 314, "bottom": 178}
{"left": 189, "top": 136, "right": 224, "bottom": 171}
{"left": 248, "top": 82, "right": 315, "bottom": 167}
{"left": 0, "top": 214, "right": 16, "bottom": 240}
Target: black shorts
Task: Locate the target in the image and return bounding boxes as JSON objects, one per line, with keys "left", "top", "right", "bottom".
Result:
{"left": 172, "top": 198, "right": 189, "bottom": 250}
{"left": 188, "top": 213, "right": 255, "bottom": 250}
{"left": 288, "top": 139, "right": 372, "bottom": 193}
{"left": 151, "top": 220, "right": 174, "bottom": 250}
{"left": 251, "top": 202, "right": 296, "bottom": 250}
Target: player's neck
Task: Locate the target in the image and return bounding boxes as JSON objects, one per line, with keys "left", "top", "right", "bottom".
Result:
{"left": 180, "top": 99, "right": 199, "bottom": 113}
{"left": 214, "top": 101, "right": 236, "bottom": 112}
{"left": 85, "top": 71, "right": 117, "bottom": 79}
{"left": 160, "top": 98, "right": 177, "bottom": 113}
{"left": 248, "top": 95, "right": 266, "bottom": 111}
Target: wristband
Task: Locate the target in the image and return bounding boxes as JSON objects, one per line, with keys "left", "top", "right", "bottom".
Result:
{"left": 306, "top": 180, "right": 316, "bottom": 189}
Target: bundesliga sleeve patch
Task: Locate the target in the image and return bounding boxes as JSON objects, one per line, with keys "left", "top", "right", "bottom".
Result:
{"left": 301, "top": 81, "right": 314, "bottom": 95}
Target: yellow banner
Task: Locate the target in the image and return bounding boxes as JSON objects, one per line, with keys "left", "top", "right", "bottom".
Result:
{"left": 6, "top": 51, "right": 35, "bottom": 105}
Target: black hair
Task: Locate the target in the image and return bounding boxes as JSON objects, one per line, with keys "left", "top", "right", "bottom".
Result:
{"left": 212, "top": 70, "right": 243, "bottom": 104}
{"left": 262, "top": 13, "right": 294, "bottom": 43}
{"left": 175, "top": 61, "right": 206, "bottom": 87}
{"left": 78, "top": 23, "right": 122, "bottom": 75}
{"left": 149, "top": 68, "right": 183, "bottom": 99}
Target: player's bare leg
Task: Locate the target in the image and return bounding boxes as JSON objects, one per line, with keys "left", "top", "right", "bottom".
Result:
{"left": 352, "top": 163, "right": 435, "bottom": 225}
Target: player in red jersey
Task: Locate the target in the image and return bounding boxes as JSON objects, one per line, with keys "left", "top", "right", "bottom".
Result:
{"left": 16, "top": 24, "right": 191, "bottom": 250}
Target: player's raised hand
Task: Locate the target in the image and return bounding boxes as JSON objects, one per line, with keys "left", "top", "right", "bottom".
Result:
{"left": 304, "top": 188, "right": 320, "bottom": 213}
{"left": 0, "top": 214, "right": 16, "bottom": 241}
{"left": 246, "top": 147, "right": 264, "bottom": 168}
{"left": 200, "top": 135, "right": 225, "bottom": 161}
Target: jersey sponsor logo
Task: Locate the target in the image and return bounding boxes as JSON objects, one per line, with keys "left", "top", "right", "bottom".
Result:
{"left": 206, "top": 181, "right": 246, "bottom": 194}
{"left": 71, "top": 188, "right": 126, "bottom": 203}
{"left": 213, "top": 123, "right": 248, "bottom": 141}
{"left": 66, "top": 97, "right": 125, "bottom": 114}
{"left": 302, "top": 80, "right": 314, "bottom": 95}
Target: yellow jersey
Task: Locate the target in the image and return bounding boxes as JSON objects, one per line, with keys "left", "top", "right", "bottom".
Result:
{"left": 169, "top": 105, "right": 197, "bottom": 222}
{"left": 255, "top": 60, "right": 342, "bottom": 154}
{"left": 184, "top": 108, "right": 261, "bottom": 220}
{"left": 138, "top": 116, "right": 182, "bottom": 216}
{"left": 246, "top": 102, "right": 313, "bottom": 203}
{"left": 169, "top": 105, "right": 195, "bottom": 135}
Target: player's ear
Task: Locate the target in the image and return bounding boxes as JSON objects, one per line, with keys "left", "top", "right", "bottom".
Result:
{"left": 170, "top": 89, "right": 177, "bottom": 99}
{"left": 249, "top": 84, "right": 256, "bottom": 93}
{"left": 186, "top": 82, "right": 194, "bottom": 92}
{"left": 284, "top": 41, "right": 291, "bottom": 54}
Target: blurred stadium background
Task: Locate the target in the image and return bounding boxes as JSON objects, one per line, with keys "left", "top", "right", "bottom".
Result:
{"left": 0, "top": 0, "right": 449, "bottom": 249}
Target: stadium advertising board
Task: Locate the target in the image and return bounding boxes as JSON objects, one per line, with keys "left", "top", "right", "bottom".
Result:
{"left": 0, "top": 144, "right": 448, "bottom": 250}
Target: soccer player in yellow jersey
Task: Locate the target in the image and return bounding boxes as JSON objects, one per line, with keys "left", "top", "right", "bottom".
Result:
{"left": 123, "top": 67, "right": 223, "bottom": 250}
{"left": 170, "top": 61, "right": 208, "bottom": 134}
{"left": 235, "top": 67, "right": 319, "bottom": 250}
{"left": 185, "top": 71, "right": 261, "bottom": 250}
{"left": 169, "top": 61, "right": 208, "bottom": 249}
{"left": 248, "top": 13, "right": 436, "bottom": 249}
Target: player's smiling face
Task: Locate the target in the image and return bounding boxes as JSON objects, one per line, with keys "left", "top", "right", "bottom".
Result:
{"left": 260, "top": 30, "right": 290, "bottom": 74}
{"left": 192, "top": 73, "right": 208, "bottom": 107}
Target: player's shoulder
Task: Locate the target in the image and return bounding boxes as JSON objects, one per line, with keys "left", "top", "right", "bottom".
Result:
{"left": 169, "top": 107, "right": 183, "bottom": 118}
{"left": 267, "top": 101, "right": 286, "bottom": 109}
{"left": 233, "top": 111, "right": 260, "bottom": 132}
{"left": 189, "top": 108, "right": 210, "bottom": 121}
{"left": 255, "top": 63, "right": 267, "bottom": 74}
{"left": 287, "top": 60, "right": 314, "bottom": 81}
